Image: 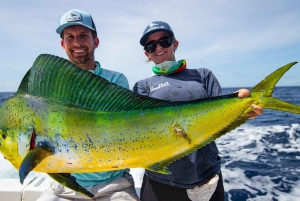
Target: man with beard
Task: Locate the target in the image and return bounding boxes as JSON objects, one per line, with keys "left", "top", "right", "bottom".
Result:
{"left": 36, "top": 9, "right": 139, "bottom": 201}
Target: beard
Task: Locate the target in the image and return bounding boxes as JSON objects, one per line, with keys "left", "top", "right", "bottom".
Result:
{"left": 67, "top": 48, "right": 95, "bottom": 68}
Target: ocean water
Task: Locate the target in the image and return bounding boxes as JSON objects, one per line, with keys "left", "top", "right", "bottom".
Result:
{"left": 0, "top": 87, "right": 300, "bottom": 201}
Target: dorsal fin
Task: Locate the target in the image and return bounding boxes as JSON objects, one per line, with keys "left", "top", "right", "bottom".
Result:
{"left": 17, "top": 54, "right": 238, "bottom": 112}
{"left": 17, "top": 69, "right": 31, "bottom": 94}
{"left": 16, "top": 54, "right": 183, "bottom": 111}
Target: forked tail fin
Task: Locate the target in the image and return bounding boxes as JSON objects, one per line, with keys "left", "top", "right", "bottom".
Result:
{"left": 251, "top": 62, "right": 300, "bottom": 114}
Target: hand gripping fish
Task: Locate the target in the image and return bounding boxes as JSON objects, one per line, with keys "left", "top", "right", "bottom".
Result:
{"left": 0, "top": 54, "right": 299, "bottom": 198}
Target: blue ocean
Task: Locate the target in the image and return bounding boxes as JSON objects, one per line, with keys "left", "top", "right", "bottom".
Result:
{"left": 0, "top": 87, "right": 300, "bottom": 201}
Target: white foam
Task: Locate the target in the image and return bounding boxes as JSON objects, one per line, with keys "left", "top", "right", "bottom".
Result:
{"left": 217, "top": 123, "right": 300, "bottom": 200}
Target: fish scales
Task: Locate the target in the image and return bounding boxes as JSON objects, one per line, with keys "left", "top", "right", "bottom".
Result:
{"left": 1, "top": 91, "right": 252, "bottom": 173}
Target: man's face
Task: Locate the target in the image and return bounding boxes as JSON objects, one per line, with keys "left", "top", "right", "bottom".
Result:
{"left": 61, "top": 25, "right": 99, "bottom": 70}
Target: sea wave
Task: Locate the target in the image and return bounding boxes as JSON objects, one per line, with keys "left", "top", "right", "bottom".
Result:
{"left": 217, "top": 123, "right": 300, "bottom": 201}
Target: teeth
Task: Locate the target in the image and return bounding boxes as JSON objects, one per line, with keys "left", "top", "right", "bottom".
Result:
{"left": 74, "top": 50, "right": 85, "bottom": 53}
{"left": 156, "top": 52, "right": 165, "bottom": 56}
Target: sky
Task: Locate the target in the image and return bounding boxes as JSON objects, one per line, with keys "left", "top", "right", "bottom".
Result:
{"left": 0, "top": 0, "right": 300, "bottom": 92}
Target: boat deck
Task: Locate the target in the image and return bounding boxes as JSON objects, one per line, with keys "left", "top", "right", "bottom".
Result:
{"left": 0, "top": 168, "right": 144, "bottom": 201}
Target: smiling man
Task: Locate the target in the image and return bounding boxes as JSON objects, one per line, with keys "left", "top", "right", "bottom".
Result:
{"left": 36, "top": 9, "right": 139, "bottom": 201}
{"left": 61, "top": 25, "right": 97, "bottom": 70}
{"left": 58, "top": 9, "right": 98, "bottom": 70}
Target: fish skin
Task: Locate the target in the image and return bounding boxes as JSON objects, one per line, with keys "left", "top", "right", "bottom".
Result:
{"left": 0, "top": 54, "right": 299, "bottom": 198}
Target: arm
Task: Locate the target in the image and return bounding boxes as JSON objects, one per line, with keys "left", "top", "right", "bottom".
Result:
{"left": 203, "top": 69, "right": 223, "bottom": 97}
{"left": 203, "top": 69, "right": 263, "bottom": 119}
{"left": 114, "top": 74, "right": 129, "bottom": 89}
{"left": 133, "top": 81, "right": 150, "bottom": 96}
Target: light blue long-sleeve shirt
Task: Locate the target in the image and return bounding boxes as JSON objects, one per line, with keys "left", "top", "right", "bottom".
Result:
{"left": 72, "top": 61, "right": 129, "bottom": 187}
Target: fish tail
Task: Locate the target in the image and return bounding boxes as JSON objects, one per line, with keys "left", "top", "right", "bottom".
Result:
{"left": 251, "top": 61, "right": 300, "bottom": 114}
{"left": 260, "top": 97, "right": 300, "bottom": 114}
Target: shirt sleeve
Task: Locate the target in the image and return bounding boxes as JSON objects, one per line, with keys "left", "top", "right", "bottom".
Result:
{"left": 114, "top": 73, "right": 129, "bottom": 89}
{"left": 198, "top": 68, "right": 223, "bottom": 97}
{"left": 96, "top": 67, "right": 129, "bottom": 89}
{"left": 133, "top": 80, "right": 150, "bottom": 96}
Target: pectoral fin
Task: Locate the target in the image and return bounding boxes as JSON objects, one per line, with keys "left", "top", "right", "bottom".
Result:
{"left": 147, "top": 162, "right": 171, "bottom": 174}
{"left": 19, "top": 142, "right": 54, "bottom": 184}
{"left": 48, "top": 173, "right": 94, "bottom": 198}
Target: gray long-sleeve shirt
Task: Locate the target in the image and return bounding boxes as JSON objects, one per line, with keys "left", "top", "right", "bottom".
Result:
{"left": 133, "top": 68, "right": 223, "bottom": 188}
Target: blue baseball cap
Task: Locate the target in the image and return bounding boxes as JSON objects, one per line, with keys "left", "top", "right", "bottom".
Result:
{"left": 140, "top": 21, "right": 175, "bottom": 46}
{"left": 56, "top": 9, "right": 97, "bottom": 36}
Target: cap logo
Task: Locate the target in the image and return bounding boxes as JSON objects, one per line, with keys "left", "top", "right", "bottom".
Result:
{"left": 147, "top": 22, "right": 164, "bottom": 33}
{"left": 66, "top": 11, "right": 81, "bottom": 22}
{"left": 149, "top": 22, "right": 158, "bottom": 28}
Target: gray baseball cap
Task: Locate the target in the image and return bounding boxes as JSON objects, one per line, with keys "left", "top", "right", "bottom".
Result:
{"left": 140, "top": 21, "right": 175, "bottom": 46}
{"left": 56, "top": 9, "right": 97, "bottom": 35}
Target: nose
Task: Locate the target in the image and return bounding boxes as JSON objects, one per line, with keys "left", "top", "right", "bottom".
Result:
{"left": 156, "top": 42, "right": 164, "bottom": 49}
{"left": 155, "top": 43, "right": 164, "bottom": 52}
{"left": 73, "top": 36, "right": 83, "bottom": 45}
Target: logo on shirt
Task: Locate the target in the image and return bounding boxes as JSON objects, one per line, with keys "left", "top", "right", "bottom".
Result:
{"left": 150, "top": 82, "right": 169, "bottom": 91}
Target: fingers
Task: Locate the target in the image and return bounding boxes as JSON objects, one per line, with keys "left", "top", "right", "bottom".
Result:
{"left": 236, "top": 89, "right": 250, "bottom": 98}
{"left": 247, "top": 111, "right": 258, "bottom": 119}
{"left": 234, "top": 89, "right": 264, "bottom": 119}
{"left": 247, "top": 104, "right": 263, "bottom": 119}
{"left": 251, "top": 104, "right": 263, "bottom": 115}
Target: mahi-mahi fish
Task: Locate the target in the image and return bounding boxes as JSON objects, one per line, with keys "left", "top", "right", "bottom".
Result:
{"left": 0, "top": 54, "right": 299, "bottom": 198}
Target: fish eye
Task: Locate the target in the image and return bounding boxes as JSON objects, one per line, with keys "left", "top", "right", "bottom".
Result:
{"left": 0, "top": 129, "right": 7, "bottom": 140}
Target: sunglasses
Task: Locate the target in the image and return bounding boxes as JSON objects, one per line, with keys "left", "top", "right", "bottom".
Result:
{"left": 144, "top": 37, "right": 174, "bottom": 53}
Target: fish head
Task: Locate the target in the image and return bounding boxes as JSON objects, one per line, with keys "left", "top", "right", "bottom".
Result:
{"left": 0, "top": 95, "right": 36, "bottom": 169}
{"left": 0, "top": 127, "right": 21, "bottom": 169}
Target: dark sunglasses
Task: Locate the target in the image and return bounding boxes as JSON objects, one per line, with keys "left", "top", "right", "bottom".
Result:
{"left": 144, "top": 37, "right": 174, "bottom": 53}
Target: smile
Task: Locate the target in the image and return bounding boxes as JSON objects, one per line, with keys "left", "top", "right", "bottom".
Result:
{"left": 73, "top": 49, "right": 86, "bottom": 53}
{"left": 156, "top": 51, "right": 166, "bottom": 56}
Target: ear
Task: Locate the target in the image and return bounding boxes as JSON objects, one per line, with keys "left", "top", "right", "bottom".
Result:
{"left": 144, "top": 50, "right": 150, "bottom": 58}
{"left": 60, "top": 40, "right": 66, "bottom": 50}
{"left": 94, "top": 37, "right": 100, "bottom": 48}
{"left": 173, "top": 40, "right": 179, "bottom": 52}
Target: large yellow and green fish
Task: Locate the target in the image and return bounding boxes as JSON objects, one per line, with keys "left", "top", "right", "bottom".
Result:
{"left": 0, "top": 54, "right": 299, "bottom": 198}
